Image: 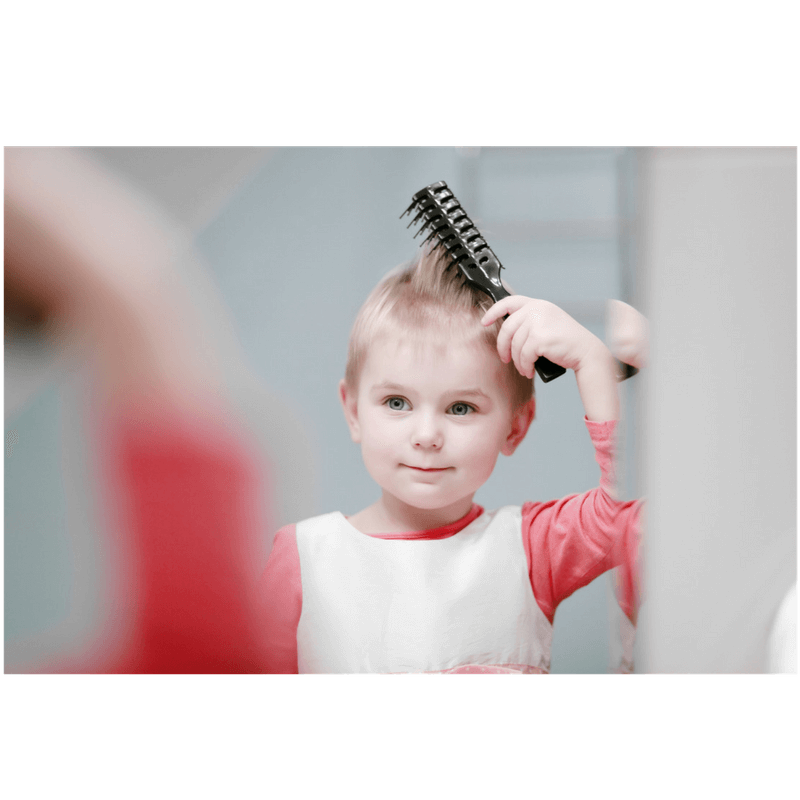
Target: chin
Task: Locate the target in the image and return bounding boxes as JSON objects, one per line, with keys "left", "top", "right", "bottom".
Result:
{"left": 396, "top": 487, "right": 470, "bottom": 512}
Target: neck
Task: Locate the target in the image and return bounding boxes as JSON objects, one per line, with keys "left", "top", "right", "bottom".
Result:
{"left": 351, "top": 494, "right": 475, "bottom": 534}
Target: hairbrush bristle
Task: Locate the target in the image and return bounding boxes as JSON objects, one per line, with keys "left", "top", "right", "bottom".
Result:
{"left": 403, "top": 182, "right": 507, "bottom": 295}
{"left": 401, "top": 180, "right": 569, "bottom": 384}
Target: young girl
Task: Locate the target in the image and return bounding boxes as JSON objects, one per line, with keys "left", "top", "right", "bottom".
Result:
{"left": 259, "top": 247, "right": 642, "bottom": 673}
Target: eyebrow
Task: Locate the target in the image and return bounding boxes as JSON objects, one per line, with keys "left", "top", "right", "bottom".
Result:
{"left": 371, "top": 382, "right": 491, "bottom": 401}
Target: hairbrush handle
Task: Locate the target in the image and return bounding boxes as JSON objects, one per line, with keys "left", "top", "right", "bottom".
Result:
{"left": 535, "top": 356, "right": 568, "bottom": 383}
{"left": 619, "top": 362, "right": 639, "bottom": 381}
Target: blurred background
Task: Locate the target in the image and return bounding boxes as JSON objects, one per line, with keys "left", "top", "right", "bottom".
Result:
{"left": 5, "top": 146, "right": 796, "bottom": 673}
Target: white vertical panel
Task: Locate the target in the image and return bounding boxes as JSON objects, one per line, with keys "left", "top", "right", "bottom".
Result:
{"left": 637, "top": 147, "right": 796, "bottom": 672}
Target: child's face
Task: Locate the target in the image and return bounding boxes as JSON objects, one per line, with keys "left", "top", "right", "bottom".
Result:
{"left": 340, "top": 325, "right": 534, "bottom": 522}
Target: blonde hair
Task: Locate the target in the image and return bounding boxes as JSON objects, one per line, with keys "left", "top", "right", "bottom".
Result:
{"left": 344, "top": 246, "right": 534, "bottom": 408}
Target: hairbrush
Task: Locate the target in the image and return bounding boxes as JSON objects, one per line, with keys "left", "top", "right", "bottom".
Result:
{"left": 401, "top": 180, "right": 566, "bottom": 382}
{"left": 401, "top": 181, "right": 638, "bottom": 383}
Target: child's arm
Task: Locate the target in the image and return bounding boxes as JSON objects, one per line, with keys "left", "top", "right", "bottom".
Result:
{"left": 480, "top": 296, "right": 642, "bottom": 621}
{"left": 481, "top": 297, "right": 619, "bottom": 422}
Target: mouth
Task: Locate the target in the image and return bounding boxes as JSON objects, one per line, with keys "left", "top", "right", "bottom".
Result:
{"left": 403, "top": 465, "right": 452, "bottom": 472}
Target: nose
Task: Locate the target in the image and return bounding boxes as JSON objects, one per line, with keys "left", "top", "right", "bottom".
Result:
{"left": 412, "top": 413, "right": 443, "bottom": 450}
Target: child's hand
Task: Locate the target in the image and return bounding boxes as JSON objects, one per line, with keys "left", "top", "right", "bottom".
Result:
{"left": 606, "top": 300, "right": 648, "bottom": 370}
{"left": 481, "top": 296, "right": 604, "bottom": 378}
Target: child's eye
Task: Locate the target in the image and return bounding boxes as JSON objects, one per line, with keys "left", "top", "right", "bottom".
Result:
{"left": 385, "top": 397, "right": 410, "bottom": 411}
{"left": 448, "top": 402, "right": 475, "bottom": 416}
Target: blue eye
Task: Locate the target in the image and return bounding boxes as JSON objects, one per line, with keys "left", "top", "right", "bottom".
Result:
{"left": 385, "top": 397, "right": 409, "bottom": 411}
{"left": 449, "top": 402, "right": 475, "bottom": 416}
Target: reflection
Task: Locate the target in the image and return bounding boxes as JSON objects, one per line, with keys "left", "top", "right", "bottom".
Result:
{"left": 258, "top": 245, "right": 645, "bottom": 674}
{"left": 6, "top": 146, "right": 652, "bottom": 674}
{"left": 607, "top": 299, "right": 649, "bottom": 372}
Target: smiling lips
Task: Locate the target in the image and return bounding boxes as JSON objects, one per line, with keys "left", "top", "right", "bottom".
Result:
{"left": 403, "top": 465, "right": 451, "bottom": 472}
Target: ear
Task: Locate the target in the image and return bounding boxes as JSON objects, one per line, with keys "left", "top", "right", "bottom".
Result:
{"left": 339, "top": 379, "right": 361, "bottom": 443}
{"left": 501, "top": 397, "right": 535, "bottom": 456}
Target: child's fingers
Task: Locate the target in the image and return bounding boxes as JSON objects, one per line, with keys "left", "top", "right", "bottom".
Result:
{"left": 485, "top": 297, "right": 551, "bottom": 375}
{"left": 510, "top": 320, "right": 541, "bottom": 377}
{"left": 481, "top": 295, "right": 530, "bottom": 327}
{"left": 518, "top": 338, "right": 541, "bottom": 378}
{"left": 495, "top": 309, "right": 527, "bottom": 363}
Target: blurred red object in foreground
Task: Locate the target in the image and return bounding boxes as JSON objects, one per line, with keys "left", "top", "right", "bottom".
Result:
{"left": 5, "top": 148, "right": 277, "bottom": 673}
{"left": 35, "top": 403, "right": 275, "bottom": 674}
{"left": 108, "top": 408, "right": 273, "bottom": 673}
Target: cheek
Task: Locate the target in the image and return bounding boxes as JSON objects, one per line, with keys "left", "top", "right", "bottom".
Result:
{"left": 456, "top": 426, "right": 504, "bottom": 473}
{"left": 360, "top": 417, "right": 397, "bottom": 461}
{"left": 472, "top": 446, "right": 502, "bottom": 481}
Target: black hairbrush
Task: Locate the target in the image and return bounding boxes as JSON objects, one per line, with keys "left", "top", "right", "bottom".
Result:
{"left": 401, "top": 180, "right": 639, "bottom": 383}
{"left": 401, "top": 180, "right": 566, "bottom": 383}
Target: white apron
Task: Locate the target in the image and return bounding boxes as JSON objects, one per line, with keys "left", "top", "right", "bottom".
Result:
{"left": 295, "top": 506, "right": 552, "bottom": 673}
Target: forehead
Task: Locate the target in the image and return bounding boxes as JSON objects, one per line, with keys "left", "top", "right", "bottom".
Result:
{"left": 361, "top": 324, "right": 505, "bottom": 394}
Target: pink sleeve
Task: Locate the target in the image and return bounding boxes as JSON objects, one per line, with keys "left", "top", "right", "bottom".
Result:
{"left": 523, "top": 419, "right": 643, "bottom": 624}
{"left": 257, "top": 525, "right": 302, "bottom": 673}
